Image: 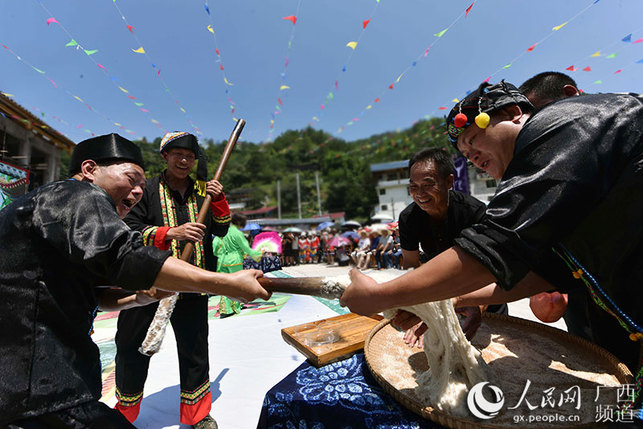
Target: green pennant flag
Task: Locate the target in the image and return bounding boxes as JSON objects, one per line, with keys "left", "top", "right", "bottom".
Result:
{"left": 606, "top": 53, "right": 617, "bottom": 59}
{"left": 66, "top": 39, "right": 78, "bottom": 47}
{"left": 84, "top": 49, "right": 98, "bottom": 56}
{"left": 434, "top": 28, "right": 448, "bottom": 38}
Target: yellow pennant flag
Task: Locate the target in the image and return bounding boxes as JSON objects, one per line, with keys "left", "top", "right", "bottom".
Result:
{"left": 591, "top": 51, "right": 601, "bottom": 57}
{"left": 366, "top": 105, "right": 372, "bottom": 110}
{"left": 132, "top": 46, "right": 145, "bottom": 54}
{"left": 180, "top": 108, "right": 186, "bottom": 113}
{"left": 552, "top": 21, "right": 567, "bottom": 31}
{"left": 119, "top": 86, "right": 129, "bottom": 93}
{"left": 207, "top": 25, "right": 215, "bottom": 35}
{"left": 74, "top": 95, "right": 84, "bottom": 102}
{"left": 452, "top": 98, "right": 459, "bottom": 102}
{"left": 224, "top": 77, "right": 234, "bottom": 86}
{"left": 280, "top": 85, "right": 290, "bottom": 90}
{"left": 346, "top": 41, "right": 358, "bottom": 50}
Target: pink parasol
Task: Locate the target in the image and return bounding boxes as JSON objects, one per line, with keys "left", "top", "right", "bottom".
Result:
{"left": 252, "top": 231, "right": 282, "bottom": 253}
{"left": 327, "top": 235, "right": 351, "bottom": 248}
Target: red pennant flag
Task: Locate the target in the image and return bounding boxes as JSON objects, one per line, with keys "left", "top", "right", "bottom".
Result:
{"left": 219, "top": 65, "right": 224, "bottom": 70}
{"left": 215, "top": 49, "right": 220, "bottom": 56}
{"left": 363, "top": 19, "right": 370, "bottom": 29}
{"left": 526, "top": 44, "right": 536, "bottom": 52}
{"left": 127, "top": 25, "right": 134, "bottom": 33}
{"left": 566, "top": 65, "right": 578, "bottom": 71}
{"left": 157, "top": 69, "right": 161, "bottom": 76}
{"left": 283, "top": 15, "right": 297, "bottom": 25}
{"left": 465, "top": 2, "right": 474, "bottom": 17}
{"left": 388, "top": 84, "right": 394, "bottom": 89}
{"left": 374, "top": 98, "right": 380, "bottom": 102}
{"left": 277, "top": 98, "right": 283, "bottom": 105}
{"left": 439, "top": 107, "right": 448, "bottom": 110}
{"left": 582, "top": 66, "right": 591, "bottom": 72}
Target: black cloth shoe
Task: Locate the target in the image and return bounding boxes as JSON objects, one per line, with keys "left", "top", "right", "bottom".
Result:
{"left": 193, "top": 415, "right": 218, "bottom": 429}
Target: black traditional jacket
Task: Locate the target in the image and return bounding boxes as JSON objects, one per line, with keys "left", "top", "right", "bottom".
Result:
{"left": 455, "top": 93, "right": 643, "bottom": 369}
{"left": 124, "top": 173, "right": 230, "bottom": 271}
{"left": 0, "top": 180, "right": 170, "bottom": 423}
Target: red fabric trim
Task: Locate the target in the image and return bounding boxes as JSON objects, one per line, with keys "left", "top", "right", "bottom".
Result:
{"left": 115, "top": 401, "right": 141, "bottom": 423}
{"left": 210, "top": 193, "right": 230, "bottom": 217}
{"left": 180, "top": 391, "right": 212, "bottom": 425}
{"left": 154, "top": 226, "right": 172, "bottom": 250}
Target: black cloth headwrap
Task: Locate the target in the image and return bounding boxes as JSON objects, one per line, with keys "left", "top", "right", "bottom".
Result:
{"left": 446, "top": 80, "right": 533, "bottom": 147}
{"left": 69, "top": 133, "right": 145, "bottom": 175}
{"left": 159, "top": 132, "right": 208, "bottom": 182}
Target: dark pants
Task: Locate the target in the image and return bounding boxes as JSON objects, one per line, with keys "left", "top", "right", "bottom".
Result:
{"left": 8, "top": 401, "right": 135, "bottom": 429}
{"left": 114, "top": 294, "right": 210, "bottom": 423}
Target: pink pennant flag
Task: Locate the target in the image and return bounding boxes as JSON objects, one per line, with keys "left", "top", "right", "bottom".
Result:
{"left": 526, "top": 44, "right": 537, "bottom": 52}
{"left": 285, "top": 57, "right": 289, "bottom": 67}
{"left": 46, "top": 17, "right": 59, "bottom": 25}
{"left": 363, "top": 19, "right": 370, "bottom": 29}
{"left": 157, "top": 69, "right": 161, "bottom": 76}
{"left": 334, "top": 80, "right": 338, "bottom": 90}
{"left": 141, "top": 108, "right": 150, "bottom": 113}
{"left": 614, "top": 69, "right": 622, "bottom": 74}
{"left": 283, "top": 15, "right": 297, "bottom": 25}
{"left": 424, "top": 47, "right": 430, "bottom": 57}
{"left": 127, "top": 25, "right": 135, "bottom": 33}
{"left": 97, "top": 63, "right": 105, "bottom": 70}
{"left": 48, "top": 78, "right": 58, "bottom": 88}
{"left": 634, "top": 39, "right": 643, "bottom": 44}
{"left": 582, "top": 66, "right": 592, "bottom": 72}
{"left": 321, "top": 104, "right": 325, "bottom": 109}
{"left": 128, "top": 96, "right": 136, "bottom": 99}
{"left": 483, "top": 76, "right": 491, "bottom": 83}
{"left": 465, "top": 2, "right": 474, "bottom": 17}
{"left": 566, "top": 65, "right": 578, "bottom": 71}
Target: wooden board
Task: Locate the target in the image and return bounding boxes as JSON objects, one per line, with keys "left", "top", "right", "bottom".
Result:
{"left": 282, "top": 313, "right": 384, "bottom": 367}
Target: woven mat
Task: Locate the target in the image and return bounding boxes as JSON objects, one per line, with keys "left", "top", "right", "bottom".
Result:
{"left": 365, "top": 313, "right": 633, "bottom": 428}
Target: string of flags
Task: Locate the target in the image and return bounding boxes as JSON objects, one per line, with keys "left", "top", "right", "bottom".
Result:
{"left": 110, "top": 0, "right": 203, "bottom": 136}
{"left": 0, "top": 93, "right": 77, "bottom": 140}
{"left": 336, "top": 2, "right": 475, "bottom": 134}
{"left": 266, "top": 0, "right": 304, "bottom": 142}
{"left": 36, "top": 1, "right": 166, "bottom": 134}
{"left": 308, "top": 0, "right": 382, "bottom": 128}
{"left": 564, "top": 27, "right": 643, "bottom": 85}
{"left": 1, "top": 44, "right": 131, "bottom": 138}
{"left": 203, "top": 0, "right": 242, "bottom": 125}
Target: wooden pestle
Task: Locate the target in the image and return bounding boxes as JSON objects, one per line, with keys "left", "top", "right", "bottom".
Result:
{"left": 258, "top": 277, "right": 345, "bottom": 300}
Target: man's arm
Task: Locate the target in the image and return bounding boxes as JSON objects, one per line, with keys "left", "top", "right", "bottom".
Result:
{"left": 153, "top": 256, "right": 270, "bottom": 303}
{"left": 401, "top": 249, "right": 420, "bottom": 269}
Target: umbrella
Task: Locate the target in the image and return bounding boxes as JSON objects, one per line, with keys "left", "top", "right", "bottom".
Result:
{"left": 252, "top": 231, "right": 282, "bottom": 253}
{"left": 283, "top": 226, "right": 303, "bottom": 233}
{"left": 370, "top": 213, "right": 394, "bottom": 223}
{"left": 328, "top": 235, "right": 351, "bottom": 248}
{"left": 369, "top": 223, "right": 390, "bottom": 232}
{"left": 316, "top": 221, "right": 335, "bottom": 230}
{"left": 241, "top": 222, "right": 262, "bottom": 231}
{"left": 341, "top": 220, "right": 361, "bottom": 228}
{"left": 341, "top": 231, "right": 359, "bottom": 241}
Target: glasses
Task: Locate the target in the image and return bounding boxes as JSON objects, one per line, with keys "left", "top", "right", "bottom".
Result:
{"left": 169, "top": 152, "right": 195, "bottom": 162}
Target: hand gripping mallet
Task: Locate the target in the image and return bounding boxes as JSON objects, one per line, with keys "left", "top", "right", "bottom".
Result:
{"left": 139, "top": 119, "right": 246, "bottom": 356}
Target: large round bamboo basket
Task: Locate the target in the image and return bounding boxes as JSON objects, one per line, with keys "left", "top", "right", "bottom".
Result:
{"left": 364, "top": 313, "right": 634, "bottom": 428}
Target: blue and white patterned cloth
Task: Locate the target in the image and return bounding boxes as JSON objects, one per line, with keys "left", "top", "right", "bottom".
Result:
{"left": 258, "top": 353, "right": 442, "bottom": 428}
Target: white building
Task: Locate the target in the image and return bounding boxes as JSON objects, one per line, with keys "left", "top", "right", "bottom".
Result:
{"left": 370, "top": 160, "right": 411, "bottom": 221}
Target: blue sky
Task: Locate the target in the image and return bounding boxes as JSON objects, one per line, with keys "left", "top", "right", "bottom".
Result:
{"left": 1, "top": 0, "right": 642, "bottom": 145}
